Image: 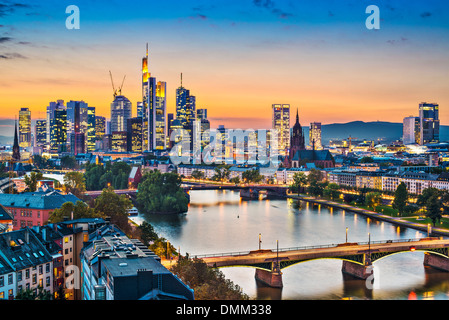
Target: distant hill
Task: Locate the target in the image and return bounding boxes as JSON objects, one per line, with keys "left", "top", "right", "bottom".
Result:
{"left": 304, "top": 121, "right": 449, "bottom": 145}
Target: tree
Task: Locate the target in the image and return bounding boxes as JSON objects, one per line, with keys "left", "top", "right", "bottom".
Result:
{"left": 426, "top": 194, "right": 442, "bottom": 226}
{"left": 60, "top": 155, "right": 77, "bottom": 169}
{"left": 48, "top": 200, "right": 104, "bottom": 223}
{"left": 94, "top": 186, "right": 133, "bottom": 233}
{"left": 323, "top": 183, "right": 340, "bottom": 201}
{"left": 137, "top": 171, "right": 189, "bottom": 214}
{"left": 289, "top": 172, "right": 307, "bottom": 196}
{"left": 191, "top": 170, "right": 205, "bottom": 181}
{"left": 365, "top": 192, "right": 382, "bottom": 210}
{"left": 170, "top": 256, "right": 249, "bottom": 300}
{"left": 392, "top": 182, "right": 408, "bottom": 215}
{"left": 149, "top": 237, "right": 177, "bottom": 260}
{"left": 137, "top": 221, "right": 159, "bottom": 247}
{"left": 241, "top": 169, "right": 263, "bottom": 184}
{"left": 229, "top": 176, "right": 240, "bottom": 184}
{"left": 63, "top": 171, "right": 86, "bottom": 198}
{"left": 24, "top": 171, "right": 44, "bottom": 192}
{"left": 212, "top": 165, "right": 231, "bottom": 184}
{"left": 417, "top": 188, "right": 440, "bottom": 208}
{"left": 306, "top": 169, "right": 326, "bottom": 197}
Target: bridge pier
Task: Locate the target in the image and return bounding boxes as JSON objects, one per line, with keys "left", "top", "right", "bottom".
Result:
{"left": 341, "top": 254, "right": 373, "bottom": 280}
{"left": 424, "top": 252, "right": 449, "bottom": 271}
{"left": 255, "top": 268, "right": 283, "bottom": 288}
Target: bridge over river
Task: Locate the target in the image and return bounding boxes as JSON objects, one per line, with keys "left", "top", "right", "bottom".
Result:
{"left": 192, "top": 238, "right": 449, "bottom": 288}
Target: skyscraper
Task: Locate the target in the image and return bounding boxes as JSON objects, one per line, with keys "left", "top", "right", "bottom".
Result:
{"left": 87, "top": 106, "right": 96, "bottom": 152}
{"left": 154, "top": 81, "right": 167, "bottom": 150}
{"left": 142, "top": 44, "right": 150, "bottom": 151}
{"left": 127, "top": 117, "right": 143, "bottom": 153}
{"left": 176, "top": 74, "right": 196, "bottom": 129}
{"left": 309, "top": 122, "right": 322, "bottom": 150}
{"left": 110, "top": 95, "right": 132, "bottom": 134}
{"left": 19, "top": 108, "right": 31, "bottom": 148}
{"left": 51, "top": 108, "right": 67, "bottom": 154}
{"left": 419, "top": 102, "right": 439, "bottom": 145}
{"left": 403, "top": 116, "right": 420, "bottom": 145}
{"left": 66, "top": 100, "right": 88, "bottom": 154}
{"left": 95, "top": 116, "right": 106, "bottom": 139}
{"left": 272, "top": 104, "right": 290, "bottom": 156}
{"left": 35, "top": 119, "right": 46, "bottom": 147}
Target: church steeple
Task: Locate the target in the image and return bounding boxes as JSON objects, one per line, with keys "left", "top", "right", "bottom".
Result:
{"left": 12, "top": 118, "right": 20, "bottom": 162}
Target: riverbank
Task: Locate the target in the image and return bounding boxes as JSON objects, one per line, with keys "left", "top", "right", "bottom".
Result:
{"left": 288, "top": 194, "right": 449, "bottom": 238}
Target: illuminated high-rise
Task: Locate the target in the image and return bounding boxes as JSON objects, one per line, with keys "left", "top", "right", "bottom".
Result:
{"left": 35, "top": 119, "right": 46, "bottom": 147}
{"left": 272, "top": 104, "right": 290, "bottom": 156}
{"left": 19, "top": 108, "right": 31, "bottom": 148}
{"left": 176, "top": 74, "right": 196, "bottom": 129}
{"left": 66, "top": 100, "right": 88, "bottom": 154}
{"left": 127, "top": 117, "right": 143, "bottom": 153}
{"left": 154, "top": 81, "right": 167, "bottom": 150}
{"left": 95, "top": 116, "right": 106, "bottom": 139}
{"left": 419, "top": 102, "right": 439, "bottom": 145}
{"left": 87, "top": 106, "right": 96, "bottom": 152}
{"left": 142, "top": 44, "right": 150, "bottom": 151}
{"left": 309, "top": 122, "right": 322, "bottom": 150}
{"left": 110, "top": 95, "right": 132, "bottom": 133}
{"left": 403, "top": 116, "right": 420, "bottom": 145}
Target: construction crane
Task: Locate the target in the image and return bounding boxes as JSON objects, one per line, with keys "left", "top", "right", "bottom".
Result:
{"left": 109, "top": 71, "right": 126, "bottom": 98}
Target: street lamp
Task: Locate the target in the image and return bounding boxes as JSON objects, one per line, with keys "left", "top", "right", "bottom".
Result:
{"left": 368, "top": 233, "right": 371, "bottom": 256}
{"left": 346, "top": 227, "right": 348, "bottom": 243}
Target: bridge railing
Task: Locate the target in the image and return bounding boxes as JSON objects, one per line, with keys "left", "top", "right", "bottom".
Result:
{"left": 192, "top": 238, "right": 429, "bottom": 259}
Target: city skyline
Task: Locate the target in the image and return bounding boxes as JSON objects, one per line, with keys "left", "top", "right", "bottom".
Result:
{"left": 1, "top": 0, "right": 449, "bottom": 129}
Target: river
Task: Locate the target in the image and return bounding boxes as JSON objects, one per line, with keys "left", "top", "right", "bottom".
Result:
{"left": 130, "top": 190, "right": 449, "bottom": 300}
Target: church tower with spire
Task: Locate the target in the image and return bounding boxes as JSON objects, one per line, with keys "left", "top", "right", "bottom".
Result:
{"left": 12, "top": 119, "right": 20, "bottom": 162}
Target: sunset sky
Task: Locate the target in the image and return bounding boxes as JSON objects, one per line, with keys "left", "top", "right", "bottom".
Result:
{"left": 1, "top": 0, "right": 449, "bottom": 132}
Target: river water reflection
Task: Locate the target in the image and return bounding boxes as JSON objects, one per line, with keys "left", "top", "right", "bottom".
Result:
{"left": 132, "top": 190, "right": 449, "bottom": 300}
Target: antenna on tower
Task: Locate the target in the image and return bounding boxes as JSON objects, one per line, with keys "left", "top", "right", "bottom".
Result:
{"left": 146, "top": 43, "right": 149, "bottom": 57}
{"left": 180, "top": 73, "right": 183, "bottom": 87}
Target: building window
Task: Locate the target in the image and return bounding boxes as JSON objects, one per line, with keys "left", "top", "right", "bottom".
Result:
{"left": 8, "top": 274, "right": 12, "bottom": 285}
{"left": 17, "top": 271, "right": 22, "bottom": 282}
{"left": 0, "top": 276, "right": 3, "bottom": 287}
{"left": 46, "top": 276, "right": 50, "bottom": 287}
{"left": 46, "top": 263, "right": 50, "bottom": 273}
{"left": 39, "top": 265, "right": 43, "bottom": 275}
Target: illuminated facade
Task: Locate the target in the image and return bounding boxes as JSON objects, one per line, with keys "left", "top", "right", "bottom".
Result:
{"left": 403, "top": 116, "right": 420, "bottom": 145}
{"left": 110, "top": 95, "right": 132, "bottom": 133}
{"left": 111, "top": 131, "right": 128, "bottom": 152}
{"left": 309, "top": 122, "right": 322, "bottom": 150}
{"left": 127, "top": 117, "right": 143, "bottom": 153}
{"left": 95, "top": 116, "right": 106, "bottom": 139}
{"left": 154, "top": 81, "right": 167, "bottom": 150}
{"left": 35, "top": 119, "right": 46, "bottom": 147}
{"left": 66, "top": 100, "right": 89, "bottom": 154}
{"left": 272, "top": 104, "right": 290, "bottom": 156}
{"left": 142, "top": 44, "right": 150, "bottom": 151}
{"left": 87, "top": 106, "right": 96, "bottom": 152}
{"left": 419, "top": 102, "right": 439, "bottom": 145}
{"left": 51, "top": 108, "right": 67, "bottom": 154}
{"left": 19, "top": 107, "right": 31, "bottom": 148}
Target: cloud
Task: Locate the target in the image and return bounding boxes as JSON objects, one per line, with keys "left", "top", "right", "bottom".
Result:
{"left": 0, "top": 52, "right": 27, "bottom": 59}
{"left": 420, "top": 12, "right": 432, "bottom": 18}
{"left": 386, "top": 37, "right": 409, "bottom": 45}
{"left": 253, "top": 0, "right": 294, "bottom": 19}
{"left": 0, "top": 2, "right": 31, "bottom": 17}
{"left": 0, "top": 36, "right": 12, "bottom": 43}
{"left": 189, "top": 14, "right": 208, "bottom": 20}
